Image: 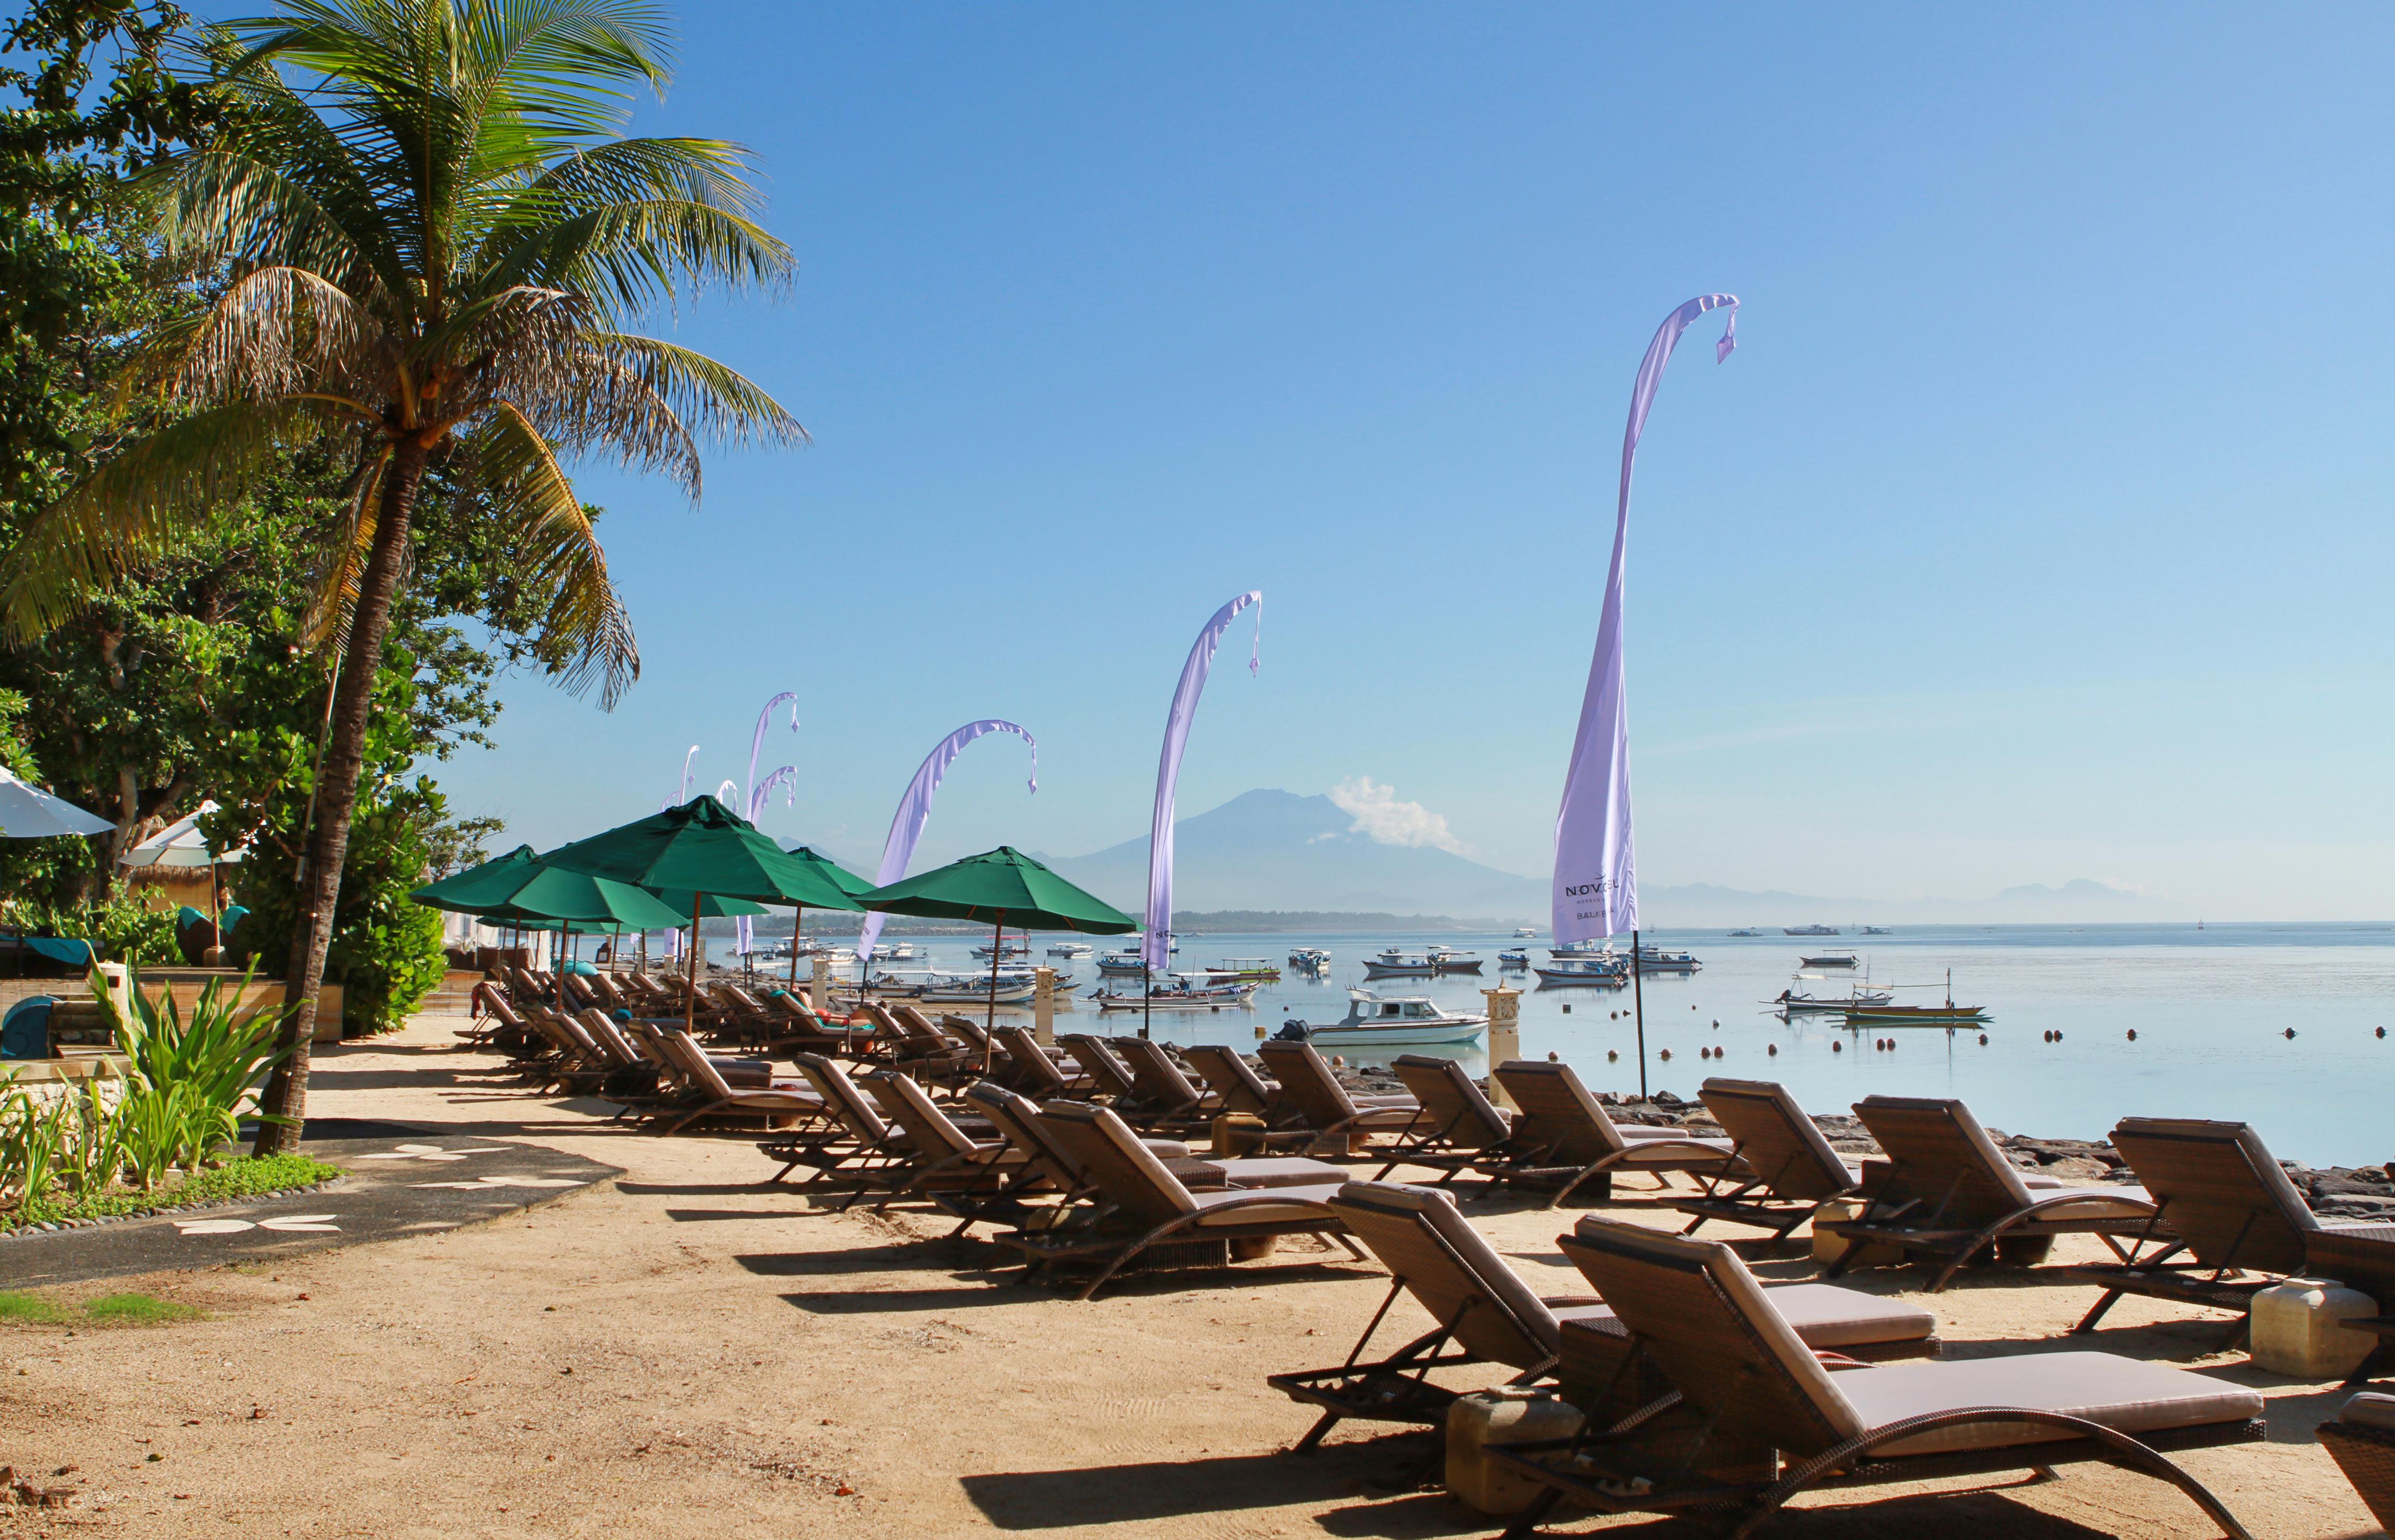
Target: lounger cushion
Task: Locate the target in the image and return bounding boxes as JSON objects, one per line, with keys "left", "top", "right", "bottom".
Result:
{"left": 1143, "top": 1139, "right": 1193, "bottom": 1159}
{"left": 1188, "top": 1183, "right": 1347, "bottom": 1227}
{"left": 2342, "top": 1393, "right": 2395, "bottom": 1432}
{"left": 1837, "top": 1352, "right": 2263, "bottom": 1456}
{"left": 1205, "top": 1156, "right": 1349, "bottom": 1187}
{"left": 1550, "top": 1282, "right": 1935, "bottom": 1350}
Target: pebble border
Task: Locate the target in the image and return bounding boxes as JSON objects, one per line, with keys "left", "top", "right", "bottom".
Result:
{"left": 0, "top": 1174, "right": 348, "bottom": 1243}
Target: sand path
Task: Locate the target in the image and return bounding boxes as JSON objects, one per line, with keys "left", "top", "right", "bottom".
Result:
{"left": 0, "top": 1015, "right": 2378, "bottom": 1538}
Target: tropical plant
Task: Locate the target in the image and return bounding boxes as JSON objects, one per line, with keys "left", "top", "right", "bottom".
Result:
{"left": 99, "top": 962, "right": 293, "bottom": 1185}
{"left": 0, "top": 0, "right": 804, "bottom": 1151}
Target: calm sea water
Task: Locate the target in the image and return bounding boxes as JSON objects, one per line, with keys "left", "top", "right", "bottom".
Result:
{"left": 695, "top": 922, "right": 2395, "bottom": 1168}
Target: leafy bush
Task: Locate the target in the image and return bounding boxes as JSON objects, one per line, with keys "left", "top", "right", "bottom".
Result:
{"left": 227, "top": 665, "right": 450, "bottom": 1035}
{"left": 101, "top": 964, "right": 294, "bottom": 1187}
{"left": 0, "top": 891, "right": 182, "bottom": 965}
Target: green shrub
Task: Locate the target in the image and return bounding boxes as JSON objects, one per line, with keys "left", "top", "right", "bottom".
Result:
{"left": 101, "top": 964, "right": 294, "bottom": 1187}
{"left": 0, "top": 1292, "right": 64, "bottom": 1324}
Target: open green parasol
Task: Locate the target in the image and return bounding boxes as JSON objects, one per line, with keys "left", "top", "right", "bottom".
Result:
{"left": 860, "top": 847, "right": 1135, "bottom": 1063}
{"left": 539, "top": 796, "right": 866, "bottom": 1030}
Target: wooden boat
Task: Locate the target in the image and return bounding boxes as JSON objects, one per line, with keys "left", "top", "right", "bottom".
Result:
{"left": 1535, "top": 956, "right": 1628, "bottom": 986}
{"left": 1286, "top": 946, "right": 1331, "bottom": 970}
{"left": 1801, "top": 952, "right": 1858, "bottom": 969}
{"left": 1201, "top": 957, "right": 1282, "bottom": 982}
{"left": 1772, "top": 986, "right": 1894, "bottom": 1013}
{"left": 1274, "top": 989, "right": 1485, "bottom": 1047}
{"left": 1092, "top": 979, "right": 1258, "bottom": 1013}
{"left": 1839, "top": 1002, "right": 1989, "bottom": 1022}
{"left": 1632, "top": 945, "right": 1701, "bottom": 973}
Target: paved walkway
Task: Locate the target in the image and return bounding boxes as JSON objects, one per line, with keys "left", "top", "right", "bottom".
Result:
{"left": 1, "top": 1117, "right": 620, "bottom": 1288}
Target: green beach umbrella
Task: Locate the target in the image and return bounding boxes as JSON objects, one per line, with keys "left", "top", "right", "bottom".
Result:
{"left": 540, "top": 796, "right": 866, "bottom": 1030}
{"left": 769, "top": 844, "right": 876, "bottom": 989}
{"left": 860, "top": 846, "right": 1135, "bottom": 1060}
{"left": 412, "top": 844, "right": 543, "bottom": 911}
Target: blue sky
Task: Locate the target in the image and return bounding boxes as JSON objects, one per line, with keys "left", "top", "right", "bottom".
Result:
{"left": 407, "top": 3, "right": 2391, "bottom": 917}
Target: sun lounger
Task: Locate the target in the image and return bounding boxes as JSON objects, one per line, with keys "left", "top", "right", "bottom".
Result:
{"left": 1256, "top": 1040, "right": 1422, "bottom": 1150}
{"left": 2059, "top": 1116, "right": 2385, "bottom": 1342}
{"left": 644, "top": 1030, "right": 827, "bottom": 1138}
{"left": 1058, "top": 1034, "right": 1139, "bottom": 1100}
{"left": 1488, "top": 1060, "right": 1744, "bottom": 1206}
{"left": 1488, "top": 1218, "right": 2263, "bottom": 1539}
{"left": 994, "top": 1026, "right": 1088, "bottom": 1099}
{"left": 2320, "top": 1392, "right": 2395, "bottom": 1529}
{"left": 749, "top": 1052, "right": 917, "bottom": 1185}
{"left": 848, "top": 1070, "right": 1036, "bottom": 1214}
{"left": 997, "top": 1102, "right": 1366, "bottom": 1299}
{"left": 1677, "top": 1078, "right": 1863, "bottom": 1240}
{"left": 1108, "top": 1036, "right": 1222, "bottom": 1128}
{"left": 1269, "top": 1181, "right": 1936, "bottom": 1454}
{"left": 1818, "top": 1096, "right": 2160, "bottom": 1292}
{"left": 1375, "top": 1055, "right": 1514, "bottom": 1183}
{"left": 1181, "top": 1043, "right": 1279, "bottom": 1117}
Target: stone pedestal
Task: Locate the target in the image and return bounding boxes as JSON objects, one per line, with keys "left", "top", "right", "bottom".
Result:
{"left": 1446, "top": 1390, "right": 1584, "bottom": 1516}
{"left": 2251, "top": 1277, "right": 2379, "bottom": 1379}
{"left": 1482, "top": 986, "right": 1520, "bottom": 1110}
{"left": 1034, "top": 967, "right": 1057, "bottom": 1046}
{"left": 809, "top": 957, "right": 829, "bottom": 1014}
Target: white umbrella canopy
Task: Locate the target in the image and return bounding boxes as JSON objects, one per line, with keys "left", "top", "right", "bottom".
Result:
{"left": 118, "top": 800, "right": 246, "bottom": 868}
{"left": 0, "top": 766, "right": 114, "bottom": 839}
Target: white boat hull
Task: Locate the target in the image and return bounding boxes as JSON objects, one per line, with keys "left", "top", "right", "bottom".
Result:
{"left": 1280, "top": 1021, "right": 1485, "bottom": 1047}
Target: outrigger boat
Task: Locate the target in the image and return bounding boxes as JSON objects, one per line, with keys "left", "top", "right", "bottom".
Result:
{"left": 1631, "top": 944, "right": 1701, "bottom": 973}
{"left": 1498, "top": 948, "right": 1530, "bottom": 966}
{"left": 1801, "top": 952, "right": 1858, "bottom": 969}
{"left": 1286, "top": 946, "right": 1331, "bottom": 970}
{"left": 1772, "top": 986, "right": 1895, "bottom": 1013}
{"left": 1200, "top": 957, "right": 1282, "bottom": 982}
{"left": 1362, "top": 945, "right": 1484, "bottom": 978}
{"left": 1274, "top": 989, "right": 1486, "bottom": 1047}
{"left": 1092, "top": 977, "right": 1258, "bottom": 1012}
{"left": 1535, "top": 955, "right": 1629, "bottom": 986}
{"left": 1841, "top": 970, "right": 1987, "bottom": 1023}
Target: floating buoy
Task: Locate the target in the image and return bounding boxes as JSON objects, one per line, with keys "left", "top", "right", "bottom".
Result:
{"left": 1767, "top": 1043, "right": 1778, "bottom": 1055}
{"left": 1978, "top": 1033, "right": 1989, "bottom": 1046}
{"left": 2126, "top": 1029, "right": 2136, "bottom": 1041}
{"left": 2284, "top": 1027, "right": 2297, "bottom": 1039}
{"left": 1690, "top": 1003, "right": 1698, "bottom": 1010}
{"left": 1332, "top": 1054, "right": 1346, "bottom": 1067}
{"left": 1547, "top": 1050, "right": 1560, "bottom": 1062}
{"left": 1832, "top": 1041, "right": 1843, "bottom": 1053}
{"left": 1562, "top": 1004, "right": 1570, "bottom": 1014}
{"left": 2379, "top": 1026, "right": 2387, "bottom": 1039}
{"left": 1712, "top": 1019, "right": 1720, "bottom": 1027}
{"left": 1659, "top": 1048, "right": 1672, "bottom": 1061}
{"left": 1606, "top": 1049, "right": 1619, "bottom": 1061}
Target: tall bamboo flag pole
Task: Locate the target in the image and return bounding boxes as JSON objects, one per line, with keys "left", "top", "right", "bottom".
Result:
{"left": 1549, "top": 294, "right": 1738, "bottom": 1096}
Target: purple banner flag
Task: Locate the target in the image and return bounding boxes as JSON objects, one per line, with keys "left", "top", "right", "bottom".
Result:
{"left": 1551, "top": 294, "right": 1738, "bottom": 945}
{"left": 1144, "top": 593, "right": 1262, "bottom": 971}
{"left": 856, "top": 721, "right": 1038, "bottom": 965}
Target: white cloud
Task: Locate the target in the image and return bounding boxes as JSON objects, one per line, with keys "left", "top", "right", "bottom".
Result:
{"left": 1328, "top": 777, "right": 1467, "bottom": 855}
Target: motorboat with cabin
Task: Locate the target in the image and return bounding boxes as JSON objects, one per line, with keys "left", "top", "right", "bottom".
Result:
{"left": 1801, "top": 952, "right": 1858, "bottom": 969}
{"left": 1784, "top": 925, "right": 1841, "bottom": 936}
{"left": 1286, "top": 946, "right": 1331, "bottom": 971}
{"left": 1362, "top": 945, "right": 1483, "bottom": 978}
{"left": 1275, "top": 988, "right": 1486, "bottom": 1047}
{"left": 1498, "top": 948, "right": 1530, "bottom": 966}
{"left": 1535, "top": 955, "right": 1629, "bottom": 986}
{"left": 1631, "top": 944, "right": 1701, "bottom": 973}
{"left": 1092, "top": 976, "right": 1258, "bottom": 1012}
{"left": 1047, "top": 941, "right": 1093, "bottom": 959}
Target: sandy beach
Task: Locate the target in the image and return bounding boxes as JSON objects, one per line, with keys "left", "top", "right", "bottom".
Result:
{"left": 0, "top": 1012, "right": 2380, "bottom": 1539}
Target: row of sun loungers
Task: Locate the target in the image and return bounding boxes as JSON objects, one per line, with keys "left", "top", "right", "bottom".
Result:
{"left": 450, "top": 969, "right": 2391, "bottom": 1533}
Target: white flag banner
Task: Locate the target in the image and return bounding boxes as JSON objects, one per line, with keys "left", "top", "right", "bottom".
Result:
{"left": 1551, "top": 294, "right": 1738, "bottom": 946}
{"left": 1143, "top": 593, "right": 1261, "bottom": 971}
{"left": 856, "top": 720, "right": 1037, "bottom": 965}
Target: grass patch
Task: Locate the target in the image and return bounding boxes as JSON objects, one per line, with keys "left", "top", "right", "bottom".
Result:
{"left": 0, "top": 1290, "right": 199, "bottom": 1328}
{"left": 2, "top": 1153, "right": 341, "bottom": 1229}
{"left": 0, "top": 1291, "right": 65, "bottom": 1324}
{"left": 81, "top": 1293, "right": 198, "bottom": 1325}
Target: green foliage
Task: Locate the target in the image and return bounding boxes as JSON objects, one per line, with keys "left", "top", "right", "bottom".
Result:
{"left": 0, "top": 888, "right": 179, "bottom": 962}
{"left": 100, "top": 962, "right": 295, "bottom": 1185}
{"left": 0, "top": 1289, "right": 202, "bottom": 1327}
{"left": 80, "top": 1291, "right": 197, "bottom": 1324}
{"left": 424, "top": 813, "right": 505, "bottom": 881}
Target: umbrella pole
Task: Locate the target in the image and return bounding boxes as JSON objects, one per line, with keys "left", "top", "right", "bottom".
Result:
{"left": 985, "top": 913, "right": 1004, "bottom": 1075}
{"left": 687, "top": 893, "right": 704, "bottom": 1038}
{"left": 1142, "top": 961, "right": 1152, "bottom": 1041}
{"left": 790, "top": 907, "right": 802, "bottom": 993}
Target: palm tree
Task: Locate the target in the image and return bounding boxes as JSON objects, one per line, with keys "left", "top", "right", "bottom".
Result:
{"left": 1, "top": 0, "right": 805, "bottom": 1152}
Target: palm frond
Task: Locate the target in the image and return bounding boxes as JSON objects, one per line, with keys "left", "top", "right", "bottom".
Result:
{"left": 588, "top": 333, "right": 807, "bottom": 450}
{"left": 463, "top": 403, "right": 639, "bottom": 706}
{"left": 298, "top": 448, "right": 393, "bottom": 654}
{"left": 0, "top": 405, "right": 304, "bottom": 640}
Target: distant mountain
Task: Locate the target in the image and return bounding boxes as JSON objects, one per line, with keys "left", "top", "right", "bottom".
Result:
{"left": 1037, "top": 789, "right": 1550, "bottom": 920}
{"left": 1034, "top": 788, "right": 2189, "bottom": 927}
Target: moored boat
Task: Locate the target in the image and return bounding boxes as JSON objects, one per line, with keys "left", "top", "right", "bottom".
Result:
{"left": 1286, "top": 946, "right": 1331, "bottom": 970}
{"left": 1772, "top": 986, "right": 1894, "bottom": 1013}
{"left": 1784, "top": 925, "right": 1841, "bottom": 936}
{"left": 1201, "top": 957, "right": 1282, "bottom": 982}
{"left": 1801, "top": 952, "right": 1858, "bottom": 969}
{"left": 1275, "top": 989, "right": 1486, "bottom": 1047}
{"left": 1091, "top": 977, "right": 1258, "bottom": 1012}
{"left": 1631, "top": 945, "right": 1701, "bottom": 973}
{"left": 1535, "top": 956, "right": 1628, "bottom": 986}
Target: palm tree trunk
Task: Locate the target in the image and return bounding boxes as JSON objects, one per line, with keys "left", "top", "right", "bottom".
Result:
{"left": 252, "top": 437, "right": 430, "bottom": 1155}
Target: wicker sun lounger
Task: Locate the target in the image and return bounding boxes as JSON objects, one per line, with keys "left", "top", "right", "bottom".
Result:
{"left": 1256, "top": 1040, "right": 1422, "bottom": 1150}
{"left": 1488, "top": 1220, "right": 2264, "bottom": 1540}
{"left": 1818, "top": 1096, "right": 2160, "bottom": 1292}
{"left": 1107, "top": 1036, "right": 1222, "bottom": 1129}
{"left": 2059, "top": 1116, "right": 2385, "bottom": 1343}
{"left": 1269, "top": 1181, "right": 1935, "bottom": 1454}
{"left": 1676, "top": 1078, "right": 1864, "bottom": 1240}
{"left": 995, "top": 1102, "right": 1366, "bottom": 1300}
{"left": 644, "top": 1031, "right": 826, "bottom": 1138}
{"left": 1181, "top": 1044, "right": 1279, "bottom": 1116}
{"left": 2319, "top": 1392, "right": 2395, "bottom": 1529}
{"left": 848, "top": 1070, "right": 1036, "bottom": 1214}
{"left": 1058, "top": 1033, "right": 1139, "bottom": 1101}
{"left": 1374, "top": 1055, "right": 1513, "bottom": 1184}
{"left": 1488, "top": 1060, "right": 1744, "bottom": 1207}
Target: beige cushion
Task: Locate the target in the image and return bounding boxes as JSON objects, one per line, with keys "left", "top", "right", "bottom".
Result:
{"left": 1336, "top": 1181, "right": 1561, "bottom": 1354}
{"left": 2342, "top": 1392, "right": 2395, "bottom": 1432}
{"left": 1837, "top": 1352, "right": 2263, "bottom": 1456}
{"left": 1187, "top": 1183, "right": 1346, "bottom": 1227}
{"left": 1143, "top": 1139, "right": 1193, "bottom": 1160}
{"left": 1204, "top": 1156, "right": 1348, "bottom": 1187}
{"left": 1551, "top": 1282, "right": 1934, "bottom": 1351}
